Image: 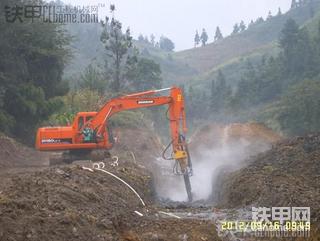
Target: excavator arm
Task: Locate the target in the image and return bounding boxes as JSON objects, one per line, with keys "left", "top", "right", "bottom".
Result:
{"left": 90, "top": 87, "right": 187, "bottom": 158}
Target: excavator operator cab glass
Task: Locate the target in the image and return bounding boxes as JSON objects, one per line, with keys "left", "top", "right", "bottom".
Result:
{"left": 86, "top": 116, "right": 93, "bottom": 122}
{"left": 78, "top": 116, "right": 84, "bottom": 131}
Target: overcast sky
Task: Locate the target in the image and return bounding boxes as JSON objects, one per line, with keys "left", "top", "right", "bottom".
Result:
{"left": 63, "top": 0, "right": 291, "bottom": 50}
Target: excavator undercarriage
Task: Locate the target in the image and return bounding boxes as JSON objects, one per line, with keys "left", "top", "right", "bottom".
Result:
{"left": 49, "top": 149, "right": 111, "bottom": 166}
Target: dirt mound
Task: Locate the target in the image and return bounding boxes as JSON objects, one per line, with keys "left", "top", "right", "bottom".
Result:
{"left": 0, "top": 135, "right": 48, "bottom": 169}
{"left": 217, "top": 133, "right": 320, "bottom": 222}
{"left": 0, "top": 163, "right": 151, "bottom": 241}
{"left": 112, "top": 128, "right": 163, "bottom": 166}
{"left": 185, "top": 123, "right": 282, "bottom": 202}
{"left": 190, "top": 122, "right": 281, "bottom": 152}
{"left": 0, "top": 164, "right": 220, "bottom": 241}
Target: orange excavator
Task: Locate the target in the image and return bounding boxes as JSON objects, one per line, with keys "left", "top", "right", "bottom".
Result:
{"left": 35, "top": 86, "right": 193, "bottom": 201}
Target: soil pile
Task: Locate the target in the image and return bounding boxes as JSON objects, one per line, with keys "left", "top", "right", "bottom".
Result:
{"left": 190, "top": 122, "right": 281, "bottom": 154}
{"left": 112, "top": 128, "right": 163, "bottom": 166}
{"left": 0, "top": 135, "right": 48, "bottom": 169}
{"left": 186, "top": 123, "right": 282, "bottom": 202}
{"left": 0, "top": 129, "right": 220, "bottom": 241}
{"left": 217, "top": 134, "right": 320, "bottom": 222}
{"left": 0, "top": 163, "right": 220, "bottom": 241}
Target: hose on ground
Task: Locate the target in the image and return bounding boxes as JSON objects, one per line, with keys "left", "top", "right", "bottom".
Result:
{"left": 83, "top": 163, "right": 146, "bottom": 207}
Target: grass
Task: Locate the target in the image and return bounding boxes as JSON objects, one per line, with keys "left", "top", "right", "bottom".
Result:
{"left": 0, "top": 194, "right": 11, "bottom": 205}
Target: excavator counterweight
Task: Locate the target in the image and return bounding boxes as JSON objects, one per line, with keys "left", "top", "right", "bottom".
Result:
{"left": 36, "top": 86, "right": 193, "bottom": 201}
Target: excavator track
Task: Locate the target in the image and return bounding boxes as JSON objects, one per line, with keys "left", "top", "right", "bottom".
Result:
{"left": 49, "top": 150, "right": 111, "bottom": 166}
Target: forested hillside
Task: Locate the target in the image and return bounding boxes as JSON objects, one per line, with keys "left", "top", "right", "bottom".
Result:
{"left": 0, "top": 0, "right": 71, "bottom": 143}
{"left": 2, "top": 0, "right": 320, "bottom": 143}
{"left": 185, "top": 7, "right": 320, "bottom": 136}
{"left": 0, "top": 1, "right": 165, "bottom": 143}
{"left": 64, "top": 0, "right": 320, "bottom": 88}
{"left": 137, "top": 0, "right": 320, "bottom": 86}
{"left": 176, "top": 1, "right": 319, "bottom": 74}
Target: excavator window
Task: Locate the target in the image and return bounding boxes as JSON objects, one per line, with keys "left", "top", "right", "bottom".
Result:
{"left": 78, "top": 117, "right": 84, "bottom": 131}
{"left": 86, "top": 116, "right": 93, "bottom": 122}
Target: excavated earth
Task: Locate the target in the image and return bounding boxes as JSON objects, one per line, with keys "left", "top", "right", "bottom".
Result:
{"left": 0, "top": 125, "right": 319, "bottom": 240}
{"left": 216, "top": 133, "right": 320, "bottom": 239}
{"left": 190, "top": 122, "right": 281, "bottom": 152}
{"left": 0, "top": 164, "right": 220, "bottom": 241}
{"left": 0, "top": 135, "right": 49, "bottom": 168}
{"left": 0, "top": 132, "right": 220, "bottom": 241}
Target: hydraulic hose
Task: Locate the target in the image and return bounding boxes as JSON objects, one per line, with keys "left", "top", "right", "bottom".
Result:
{"left": 162, "top": 139, "right": 174, "bottom": 160}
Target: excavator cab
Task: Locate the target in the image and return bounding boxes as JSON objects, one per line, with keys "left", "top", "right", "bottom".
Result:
{"left": 74, "top": 112, "right": 115, "bottom": 145}
{"left": 73, "top": 112, "right": 97, "bottom": 143}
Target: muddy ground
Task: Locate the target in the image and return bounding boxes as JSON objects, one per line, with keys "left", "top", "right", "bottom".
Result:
{"left": 0, "top": 164, "right": 219, "bottom": 241}
{"left": 0, "top": 132, "right": 220, "bottom": 241}
{"left": 217, "top": 134, "right": 320, "bottom": 216}
{"left": 216, "top": 133, "right": 320, "bottom": 239}
{"left": 0, "top": 125, "right": 319, "bottom": 240}
{"left": 0, "top": 135, "right": 49, "bottom": 168}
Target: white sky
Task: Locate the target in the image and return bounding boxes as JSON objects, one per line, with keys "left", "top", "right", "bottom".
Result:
{"left": 63, "top": 0, "right": 291, "bottom": 50}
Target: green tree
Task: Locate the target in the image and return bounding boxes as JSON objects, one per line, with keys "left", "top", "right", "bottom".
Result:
{"left": 3, "top": 83, "right": 64, "bottom": 140}
{"left": 49, "top": 89, "right": 109, "bottom": 126}
{"left": 255, "top": 17, "right": 265, "bottom": 25}
{"left": 232, "top": 24, "right": 240, "bottom": 34}
{"left": 187, "top": 86, "right": 209, "bottom": 120}
{"left": 138, "top": 34, "right": 144, "bottom": 42}
{"left": 291, "top": 0, "right": 298, "bottom": 9}
{"left": 150, "top": 34, "right": 155, "bottom": 46}
{"left": 78, "top": 64, "right": 106, "bottom": 94}
{"left": 100, "top": 14, "right": 133, "bottom": 92}
{"left": 279, "top": 19, "right": 300, "bottom": 76}
{"left": 309, "top": 0, "right": 315, "bottom": 17}
{"left": 228, "top": 10, "right": 320, "bottom": 129}
{"left": 232, "top": 61, "right": 259, "bottom": 108}
{"left": 126, "top": 58, "right": 162, "bottom": 91}
{"left": 275, "top": 80, "right": 320, "bottom": 135}
{"left": 248, "top": 20, "right": 255, "bottom": 28}
{"left": 214, "top": 27, "right": 223, "bottom": 41}
{"left": 239, "top": 21, "right": 246, "bottom": 32}
{"left": 279, "top": 19, "right": 316, "bottom": 79}
{"left": 211, "top": 70, "right": 231, "bottom": 112}
{"left": 159, "top": 36, "right": 175, "bottom": 51}
{"left": 194, "top": 30, "right": 200, "bottom": 47}
{"left": 0, "top": 0, "right": 70, "bottom": 141}
{"left": 298, "top": 0, "right": 303, "bottom": 6}
{"left": 200, "top": 28, "right": 208, "bottom": 46}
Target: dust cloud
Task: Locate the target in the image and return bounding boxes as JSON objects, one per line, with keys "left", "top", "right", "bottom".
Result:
{"left": 153, "top": 124, "right": 280, "bottom": 202}
{"left": 189, "top": 138, "right": 269, "bottom": 201}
